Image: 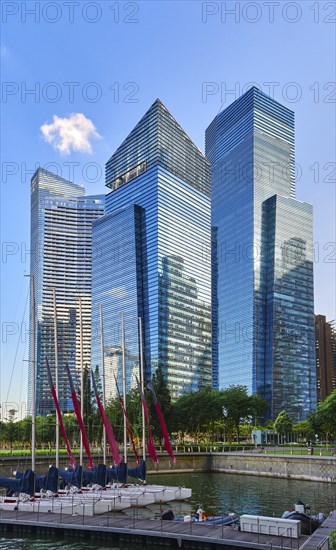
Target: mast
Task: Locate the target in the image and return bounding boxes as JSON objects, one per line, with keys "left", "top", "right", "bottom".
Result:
{"left": 25, "top": 274, "right": 36, "bottom": 472}
{"left": 138, "top": 317, "right": 146, "bottom": 462}
{"left": 31, "top": 274, "right": 36, "bottom": 472}
{"left": 121, "top": 312, "right": 127, "bottom": 465}
{"left": 79, "top": 296, "right": 84, "bottom": 467}
{"left": 99, "top": 304, "right": 106, "bottom": 465}
{"left": 52, "top": 288, "right": 59, "bottom": 468}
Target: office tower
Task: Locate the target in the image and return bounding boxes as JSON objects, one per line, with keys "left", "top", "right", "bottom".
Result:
{"left": 206, "top": 87, "right": 316, "bottom": 420}
{"left": 315, "top": 315, "right": 336, "bottom": 402}
{"left": 29, "top": 168, "right": 104, "bottom": 414}
{"left": 91, "top": 99, "right": 212, "bottom": 399}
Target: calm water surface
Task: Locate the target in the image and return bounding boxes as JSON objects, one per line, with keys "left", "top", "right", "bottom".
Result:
{"left": 1, "top": 472, "right": 335, "bottom": 549}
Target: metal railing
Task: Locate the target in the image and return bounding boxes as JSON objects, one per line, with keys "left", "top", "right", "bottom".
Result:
{"left": 317, "top": 536, "right": 329, "bottom": 550}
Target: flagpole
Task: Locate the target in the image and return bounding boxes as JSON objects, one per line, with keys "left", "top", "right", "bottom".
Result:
{"left": 138, "top": 317, "right": 146, "bottom": 463}
{"left": 120, "top": 312, "right": 127, "bottom": 466}
{"left": 53, "top": 288, "right": 59, "bottom": 468}
{"left": 99, "top": 304, "right": 106, "bottom": 465}
{"left": 79, "top": 296, "right": 83, "bottom": 467}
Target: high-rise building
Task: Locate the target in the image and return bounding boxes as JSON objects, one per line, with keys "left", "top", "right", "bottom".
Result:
{"left": 206, "top": 87, "right": 316, "bottom": 420}
{"left": 315, "top": 315, "right": 336, "bottom": 402}
{"left": 29, "top": 168, "right": 104, "bottom": 414}
{"left": 91, "top": 99, "right": 212, "bottom": 399}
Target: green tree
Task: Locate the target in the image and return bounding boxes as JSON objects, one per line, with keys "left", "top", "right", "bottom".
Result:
{"left": 248, "top": 394, "right": 269, "bottom": 423}
{"left": 63, "top": 414, "right": 80, "bottom": 447}
{"left": 36, "top": 415, "right": 56, "bottom": 447}
{"left": 274, "top": 410, "right": 293, "bottom": 439}
{"left": 172, "top": 387, "right": 223, "bottom": 442}
{"left": 310, "top": 390, "right": 336, "bottom": 443}
{"left": 4, "top": 408, "right": 18, "bottom": 452}
{"left": 329, "top": 530, "right": 336, "bottom": 550}
{"left": 220, "top": 386, "right": 251, "bottom": 440}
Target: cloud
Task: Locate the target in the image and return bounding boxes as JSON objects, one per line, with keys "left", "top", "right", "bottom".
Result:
{"left": 40, "top": 113, "right": 100, "bottom": 155}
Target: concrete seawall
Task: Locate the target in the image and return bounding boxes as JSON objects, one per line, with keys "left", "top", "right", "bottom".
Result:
{"left": 1, "top": 452, "right": 335, "bottom": 482}
{"left": 146, "top": 452, "right": 336, "bottom": 483}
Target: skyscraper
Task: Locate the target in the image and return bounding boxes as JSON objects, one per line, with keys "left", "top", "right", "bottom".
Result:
{"left": 206, "top": 87, "right": 316, "bottom": 420}
{"left": 315, "top": 315, "right": 336, "bottom": 402}
{"left": 29, "top": 168, "right": 104, "bottom": 414}
{"left": 91, "top": 99, "right": 212, "bottom": 399}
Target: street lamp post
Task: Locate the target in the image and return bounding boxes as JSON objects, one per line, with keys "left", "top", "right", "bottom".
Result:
{"left": 222, "top": 406, "right": 228, "bottom": 444}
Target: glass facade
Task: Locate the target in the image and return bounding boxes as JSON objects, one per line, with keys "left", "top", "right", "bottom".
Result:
{"left": 29, "top": 168, "right": 104, "bottom": 414}
{"left": 206, "top": 87, "right": 316, "bottom": 419}
{"left": 92, "top": 100, "right": 212, "bottom": 399}
{"left": 264, "top": 195, "right": 315, "bottom": 420}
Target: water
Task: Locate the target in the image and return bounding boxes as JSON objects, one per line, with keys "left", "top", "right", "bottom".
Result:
{"left": 1, "top": 472, "right": 335, "bottom": 549}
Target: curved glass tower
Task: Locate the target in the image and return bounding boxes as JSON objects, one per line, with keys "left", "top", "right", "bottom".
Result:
{"left": 206, "top": 87, "right": 316, "bottom": 420}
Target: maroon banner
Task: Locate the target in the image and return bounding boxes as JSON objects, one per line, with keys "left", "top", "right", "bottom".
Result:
{"left": 91, "top": 370, "right": 122, "bottom": 466}
{"left": 154, "top": 402, "right": 176, "bottom": 463}
{"left": 147, "top": 381, "right": 176, "bottom": 464}
{"left": 45, "top": 358, "right": 76, "bottom": 468}
{"left": 66, "top": 365, "right": 94, "bottom": 469}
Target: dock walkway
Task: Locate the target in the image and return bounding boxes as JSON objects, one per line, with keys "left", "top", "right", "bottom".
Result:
{"left": 299, "top": 511, "right": 335, "bottom": 549}
{"left": 0, "top": 509, "right": 313, "bottom": 549}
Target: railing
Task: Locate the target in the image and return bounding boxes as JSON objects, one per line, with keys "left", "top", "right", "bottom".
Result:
{"left": 0, "top": 503, "right": 303, "bottom": 549}
{"left": 277, "top": 526, "right": 299, "bottom": 549}
{"left": 316, "top": 536, "right": 329, "bottom": 550}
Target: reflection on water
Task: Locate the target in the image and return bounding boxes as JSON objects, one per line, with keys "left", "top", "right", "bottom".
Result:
{"left": 0, "top": 472, "right": 335, "bottom": 549}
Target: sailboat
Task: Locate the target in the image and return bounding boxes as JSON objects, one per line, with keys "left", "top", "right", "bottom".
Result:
{"left": 0, "top": 305, "right": 192, "bottom": 513}
{"left": 105, "top": 316, "right": 192, "bottom": 502}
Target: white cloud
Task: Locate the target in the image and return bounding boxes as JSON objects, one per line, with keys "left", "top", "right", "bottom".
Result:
{"left": 40, "top": 113, "right": 100, "bottom": 155}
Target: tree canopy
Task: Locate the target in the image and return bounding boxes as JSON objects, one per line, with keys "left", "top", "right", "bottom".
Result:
{"left": 274, "top": 410, "right": 293, "bottom": 435}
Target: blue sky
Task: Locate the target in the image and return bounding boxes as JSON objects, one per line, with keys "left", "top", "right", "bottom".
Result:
{"left": 1, "top": 1, "right": 335, "bottom": 413}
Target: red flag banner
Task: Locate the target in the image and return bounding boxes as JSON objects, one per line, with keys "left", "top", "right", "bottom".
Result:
{"left": 66, "top": 364, "right": 94, "bottom": 469}
{"left": 91, "top": 370, "right": 122, "bottom": 466}
{"left": 136, "top": 377, "right": 158, "bottom": 464}
{"left": 147, "top": 381, "right": 176, "bottom": 463}
{"left": 45, "top": 358, "right": 76, "bottom": 468}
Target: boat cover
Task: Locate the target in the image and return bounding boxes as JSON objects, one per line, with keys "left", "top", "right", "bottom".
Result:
{"left": 0, "top": 469, "right": 35, "bottom": 495}
{"left": 128, "top": 459, "right": 146, "bottom": 481}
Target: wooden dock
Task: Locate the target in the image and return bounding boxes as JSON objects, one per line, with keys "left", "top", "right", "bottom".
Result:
{"left": 0, "top": 508, "right": 314, "bottom": 549}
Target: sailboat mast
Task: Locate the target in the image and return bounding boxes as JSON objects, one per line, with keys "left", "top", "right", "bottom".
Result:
{"left": 52, "top": 288, "right": 59, "bottom": 468}
{"left": 79, "top": 296, "right": 84, "bottom": 466}
{"left": 121, "top": 312, "right": 127, "bottom": 465}
{"left": 138, "top": 317, "right": 146, "bottom": 462}
{"left": 99, "top": 303, "right": 106, "bottom": 465}
{"left": 31, "top": 274, "right": 36, "bottom": 472}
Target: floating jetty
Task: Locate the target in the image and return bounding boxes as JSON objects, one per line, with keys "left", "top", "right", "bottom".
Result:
{"left": 1, "top": 509, "right": 335, "bottom": 548}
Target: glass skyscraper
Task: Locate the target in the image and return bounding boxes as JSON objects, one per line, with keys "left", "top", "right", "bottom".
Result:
{"left": 91, "top": 99, "right": 212, "bottom": 399}
{"left": 29, "top": 168, "right": 104, "bottom": 414}
{"left": 206, "top": 87, "right": 316, "bottom": 420}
